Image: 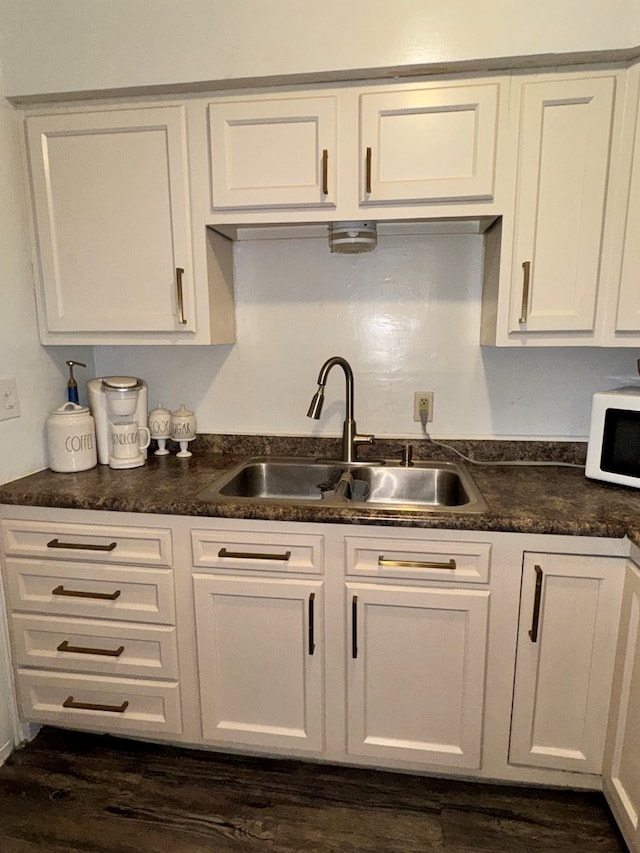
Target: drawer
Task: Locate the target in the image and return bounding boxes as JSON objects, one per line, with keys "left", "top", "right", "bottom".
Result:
{"left": 11, "top": 613, "right": 178, "bottom": 679}
{"left": 345, "top": 535, "right": 491, "bottom": 583}
{"left": 16, "top": 669, "right": 182, "bottom": 735}
{"left": 191, "top": 528, "right": 324, "bottom": 575}
{"left": 1, "top": 519, "right": 172, "bottom": 567}
{"left": 4, "top": 558, "right": 175, "bottom": 624}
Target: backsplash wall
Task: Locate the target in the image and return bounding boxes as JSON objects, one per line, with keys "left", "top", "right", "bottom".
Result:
{"left": 94, "top": 233, "right": 636, "bottom": 441}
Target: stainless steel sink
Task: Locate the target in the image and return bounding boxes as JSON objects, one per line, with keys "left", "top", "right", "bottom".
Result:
{"left": 200, "top": 460, "right": 345, "bottom": 502}
{"left": 197, "top": 457, "right": 487, "bottom": 513}
{"left": 349, "top": 463, "right": 481, "bottom": 508}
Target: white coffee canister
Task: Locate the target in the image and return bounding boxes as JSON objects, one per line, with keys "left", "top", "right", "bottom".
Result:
{"left": 46, "top": 402, "right": 97, "bottom": 473}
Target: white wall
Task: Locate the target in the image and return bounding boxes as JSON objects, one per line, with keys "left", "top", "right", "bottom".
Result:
{"left": 1, "top": 0, "right": 639, "bottom": 99}
{"left": 94, "top": 234, "right": 635, "bottom": 441}
{"left": 0, "top": 46, "right": 95, "bottom": 760}
{"left": 0, "top": 58, "right": 94, "bottom": 486}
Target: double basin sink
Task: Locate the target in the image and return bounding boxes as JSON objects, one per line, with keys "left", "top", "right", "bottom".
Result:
{"left": 198, "top": 456, "right": 487, "bottom": 513}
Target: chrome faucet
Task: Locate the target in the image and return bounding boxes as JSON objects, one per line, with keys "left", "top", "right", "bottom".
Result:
{"left": 306, "top": 356, "right": 374, "bottom": 464}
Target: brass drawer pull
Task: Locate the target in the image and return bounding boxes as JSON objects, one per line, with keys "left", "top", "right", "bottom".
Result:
{"left": 321, "top": 149, "right": 329, "bottom": 195}
{"left": 217, "top": 548, "right": 292, "bottom": 562}
{"left": 528, "top": 564, "right": 544, "bottom": 643}
{"left": 57, "top": 640, "right": 125, "bottom": 658}
{"left": 365, "top": 146, "right": 372, "bottom": 194}
{"left": 519, "top": 261, "right": 531, "bottom": 324}
{"left": 175, "top": 267, "right": 187, "bottom": 325}
{"left": 52, "top": 585, "right": 121, "bottom": 602}
{"left": 378, "top": 556, "right": 457, "bottom": 570}
{"left": 63, "top": 696, "right": 129, "bottom": 714}
{"left": 47, "top": 538, "right": 117, "bottom": 552}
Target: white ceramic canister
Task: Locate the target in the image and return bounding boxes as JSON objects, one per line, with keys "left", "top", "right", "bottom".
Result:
{"left": 170, "top": 404, "right": 197, "bottom": 441}
{"left": 148, "top": 403, "right": 172, "bottom": 456}
{"left": 170, "top": 404, "right": 197, "bottom": 458}
{"left": 46, "top": 402, "right": 97, "bottom": 472}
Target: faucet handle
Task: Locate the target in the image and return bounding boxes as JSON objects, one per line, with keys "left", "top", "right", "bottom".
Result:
{"left": 354, "top": 433, "right": 374, "bottom": 446}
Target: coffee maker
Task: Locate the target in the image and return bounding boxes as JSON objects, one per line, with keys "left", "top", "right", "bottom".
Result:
{"left": 87, "top": 376, "right": 149, "bottom": 469}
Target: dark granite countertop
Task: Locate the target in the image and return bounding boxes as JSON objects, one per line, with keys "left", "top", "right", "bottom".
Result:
{"left": 2, "top": 436, "right": 640, "bottom": 544}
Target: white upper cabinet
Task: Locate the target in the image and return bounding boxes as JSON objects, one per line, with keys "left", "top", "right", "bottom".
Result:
{"left": 27, "top": 107, "right": 194, "bottom": 335}
{"left": 610, "top": 63, "right": 640, "bottom": 341}
{"left": 481, "top": 70, "right": 623, "bottom": 346}
{"left": 511, "top": 76, "right": 614, "bottom": 334}
{"left": 208, "top": 95, "right": 337, "bottom": 209}
{"left": 204, "top": 78, "right": 506, "bottom": 222}
{"left": 25, "top": 105, "right": 236, "bottom": 346}
{"left": 359, "top": 82, "right": 499, "bottom": 204}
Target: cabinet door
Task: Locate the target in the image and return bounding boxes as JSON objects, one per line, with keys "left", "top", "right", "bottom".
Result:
{"left": 509, "top": 76, "right": 615, "bottom": 334}
{"left": 604, "top": 561, "right": 640, "bottom": 853}
{"left": 26, "top": 106, "right": 195, "bottom": 335}
{"left": 615, "top": 67, "right": 640, "bottom": 335}
{"left": 359, "top": 82, "right": 499, "bottom": 204}
{"left": 208, "top": 96, "right": 337, "bottom": 209}
{"left": 347, "top": 582, "right": 489, "bottom": 769}
{"left": 193, "top": 574, "right": 323, "bottom": 753}
{"left": 510, "top": 553, "right": 623, "bottom": 773}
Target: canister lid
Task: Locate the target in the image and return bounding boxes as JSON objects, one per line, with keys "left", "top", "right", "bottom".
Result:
{"left": 49, "top": 402, "right": 91, "bottom": 416}
{"left": 149, "top": 402, "right": 171, "bottom": 416}
{"left": 171, "top": 404, "right": 194, "bottom": 417}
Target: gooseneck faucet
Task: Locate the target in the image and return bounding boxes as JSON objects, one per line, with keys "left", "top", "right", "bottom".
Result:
{"left": 307, "top": 356, "right": 374, "bottom": 464}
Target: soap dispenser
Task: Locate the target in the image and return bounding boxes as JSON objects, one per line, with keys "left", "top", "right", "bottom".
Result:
{"left": 65, "top": 360, "right": 86, "bottom": 404}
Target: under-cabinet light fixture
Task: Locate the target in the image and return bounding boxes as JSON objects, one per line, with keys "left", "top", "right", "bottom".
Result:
{"left": 328, "top": 221, "right": 377, "bottom": 253}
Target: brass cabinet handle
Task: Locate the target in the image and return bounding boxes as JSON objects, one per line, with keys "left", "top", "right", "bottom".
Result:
{"left": 308, "top": 592, "right": 316, "bottom": 655}
{"left": 321, "top": 149, "right": 329, "bottom": 195}
{"left": 519, "top": 261, "right": 531, "bottom": 324}
{"left": 351, "top": 595, "right": 358, "bottom": 659}
{"left": 378, "top": 556, "right": 457, "bottom": 570}
{"left": 175, "top": 267, "right": 187, "bottom": 325}
{"left": 47, "top": 538, "right": 117, "bottom": 553}
{"left": 57, "top": 640, "right": 125, "bottom": 658}
{"left": 217, "top": 547, "right": 291, "bottom": 562}
{"left": 52, "top": 585, "right": 121, "bottom": 602}
{"left": 365, "top": 146, "right": 372, "bottom": 194}
{"left": 528, "top": 564, "right": 544, "bottom": 643}
{"left": 63, "top": 696, "right": 129, "bottom": 713}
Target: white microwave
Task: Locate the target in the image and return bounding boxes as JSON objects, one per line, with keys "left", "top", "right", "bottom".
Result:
{"left": 586, "top": 387, "right": 640, "bottom": 488}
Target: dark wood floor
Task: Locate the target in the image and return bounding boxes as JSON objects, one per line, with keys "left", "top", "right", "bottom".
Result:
{"left": 0, "top": 727, "right": 628, "bottom": 852}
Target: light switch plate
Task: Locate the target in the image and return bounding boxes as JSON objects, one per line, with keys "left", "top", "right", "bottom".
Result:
{"left": 0, "top": 378, "right": 20, "bottom": 421}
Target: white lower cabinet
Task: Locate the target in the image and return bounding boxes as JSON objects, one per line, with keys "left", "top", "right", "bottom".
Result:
{"left": 16, "top": 670, "right": 182, "bottom": 735}
{"left": 193, "top": 574, "right": 324, "bottom": 752}
{"left": 0, "top": 510, "right": 181, "bottom": 739}
{"left": 510, "top": 552, "right": 624, "bottom": 774}
{"left": 604, "top": 559, "right": 640, "bottom": 853}
{"left": 2, "top": 504, "right": 638, "bottom": 812}
{"left": 346, "top": 582, "right": 489, "bottom": 769}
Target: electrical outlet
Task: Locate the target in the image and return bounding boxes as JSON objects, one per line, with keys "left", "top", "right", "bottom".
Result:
{"left": 413, "top": 391, "right": 434, "bottom": 422}
{"left": 0, "top": 378, "right": 20, "bottom": 421}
